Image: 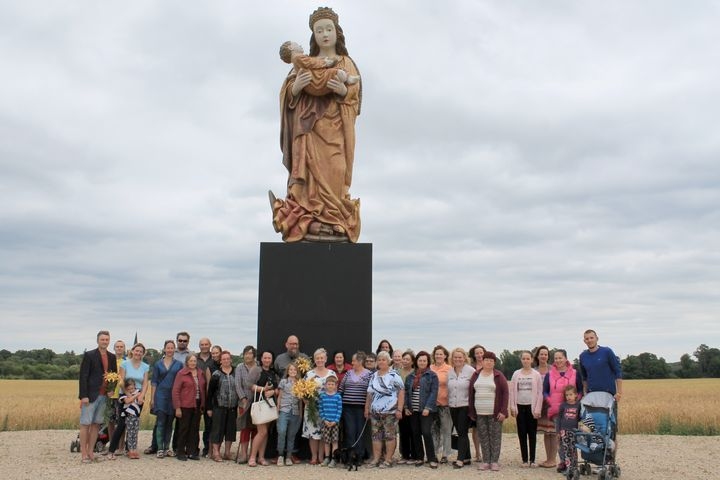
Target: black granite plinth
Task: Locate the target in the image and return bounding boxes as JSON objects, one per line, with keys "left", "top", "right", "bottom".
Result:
{"left": 257, "top": 242, "right": 372, "bottom": 361}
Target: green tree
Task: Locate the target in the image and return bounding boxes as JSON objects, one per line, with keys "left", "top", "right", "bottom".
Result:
{"left": 497, "top": 349, "right": 522, "bottom": 379}
{"left": 694, "top": 344, "right": 720, "bottom": 378}
{"left": 677, "top": 353, "right": 699, "bottom": 378}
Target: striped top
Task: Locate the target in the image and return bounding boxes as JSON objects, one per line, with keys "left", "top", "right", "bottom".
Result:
{"left": 339, "top": 368, "right": 371, "bottom": 406}
{"left": 318, "top": 391, "right": 343, "bottom": 423}
{"left": 119, "top": 393, "right": 141, "bottom": 417}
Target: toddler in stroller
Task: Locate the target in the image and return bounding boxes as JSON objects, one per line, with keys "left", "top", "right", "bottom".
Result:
{"left": 569, "top": 391, "right": 620, "bottom": 480}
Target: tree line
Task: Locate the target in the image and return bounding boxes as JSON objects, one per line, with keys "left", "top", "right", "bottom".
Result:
{"left": 1, "top": 345, "right": 718, "bottom": 380}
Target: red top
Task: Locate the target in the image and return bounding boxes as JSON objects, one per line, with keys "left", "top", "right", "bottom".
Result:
{"left": 172, "top": 367, "right": 206, "bottom": 410}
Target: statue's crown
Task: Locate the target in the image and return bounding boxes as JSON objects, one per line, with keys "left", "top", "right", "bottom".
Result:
{"left": 309, "top": 7, "right": 338, "bottom": 30}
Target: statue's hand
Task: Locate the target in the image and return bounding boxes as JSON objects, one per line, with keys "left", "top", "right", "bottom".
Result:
{"left": 292, "top": 71, "right": 312, "bottom": 96}
{"left": 327, "top": 76, "right": 347, "bottom": 97}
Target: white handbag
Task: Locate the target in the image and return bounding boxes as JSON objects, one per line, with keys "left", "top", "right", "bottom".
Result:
{"left": 250, "top": 389, "right": 278, "bottom": 425}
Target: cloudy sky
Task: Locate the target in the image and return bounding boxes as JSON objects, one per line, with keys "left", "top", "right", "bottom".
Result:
{"left": 1, "top": 1, "right": 718, "bottom": 363}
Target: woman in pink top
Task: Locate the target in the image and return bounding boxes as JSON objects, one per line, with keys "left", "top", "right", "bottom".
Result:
{"left": 430, "top": 345, "right": 452, "bottom": 463}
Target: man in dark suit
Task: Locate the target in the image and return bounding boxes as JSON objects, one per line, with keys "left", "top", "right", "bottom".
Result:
{"left": 79, "top": 330, "right": 117, "bottom": 463}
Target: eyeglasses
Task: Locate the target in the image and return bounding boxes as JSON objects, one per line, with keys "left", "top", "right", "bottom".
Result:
{"left": 177, "top": 339, "right": 189, "bottom": 343}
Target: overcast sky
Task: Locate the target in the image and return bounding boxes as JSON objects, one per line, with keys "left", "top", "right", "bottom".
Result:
{"left": 1, "top": 1, "right": 718, "bottom": 363}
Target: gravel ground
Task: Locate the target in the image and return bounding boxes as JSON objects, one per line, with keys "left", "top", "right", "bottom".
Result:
{"left": 0, "top": 430, "right": 717, "bottom": 480}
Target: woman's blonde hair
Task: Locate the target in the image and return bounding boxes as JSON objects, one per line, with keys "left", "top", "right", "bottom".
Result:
{"left": 450, "top": 348, "right": 468, "bottom": 364}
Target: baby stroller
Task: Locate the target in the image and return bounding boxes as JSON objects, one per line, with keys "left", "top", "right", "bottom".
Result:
{"left": 567, "top": 391, "right": 620, "bottom": 480}
{"left": 70, "top": 423, "right": 110, "bottom": 453}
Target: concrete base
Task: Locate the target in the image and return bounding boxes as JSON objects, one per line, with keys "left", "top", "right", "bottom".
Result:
{"left": 257, "top": 242, "right": 372, "bottom": 362}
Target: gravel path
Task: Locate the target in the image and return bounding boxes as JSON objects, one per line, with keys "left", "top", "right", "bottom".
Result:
{"left": 0, "top": 430, "right": 716, "bottom": 480}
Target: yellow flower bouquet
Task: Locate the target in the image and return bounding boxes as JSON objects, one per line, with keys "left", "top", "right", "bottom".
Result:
{"left": 103, "top": 371, "right": 122, "bottom": 423}
{"left": 292, "top": 377, "right": 320, "bottom": 424}
{"left": 295, "top": 357, "right": 312, "bottom": 377}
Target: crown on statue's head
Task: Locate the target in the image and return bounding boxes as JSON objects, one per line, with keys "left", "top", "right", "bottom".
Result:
{"left": 309, "top": 7, "right": 338, "bottom": 30}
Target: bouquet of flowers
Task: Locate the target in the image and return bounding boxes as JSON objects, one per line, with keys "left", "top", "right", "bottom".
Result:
{"left": 292, "top": 377, "right": 319, "bottom": 424}
{"left": 103, "top": 371, "right": 121, "bottom": 423}
{"left": 104, "top": 371, "right": 121, "bottom": 393}
{"left": 295, "top": 357, "right": 312, "bottom": 377}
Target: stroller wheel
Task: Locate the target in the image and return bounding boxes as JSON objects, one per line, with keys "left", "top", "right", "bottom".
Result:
{"left": 612, "top": 465, "right": 621, "bottom": 478}
{"left": 94, "top": 440, "right": 105, "bottom": 453}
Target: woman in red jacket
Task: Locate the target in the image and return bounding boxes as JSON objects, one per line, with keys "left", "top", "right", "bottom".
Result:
{"left": 172, "top": 354, "right": 206, "bottom": 461}
{"left": 468, "top": 351, "right": 508, "bottom": 472}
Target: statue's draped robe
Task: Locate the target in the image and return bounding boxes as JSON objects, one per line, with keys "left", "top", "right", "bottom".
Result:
{"left": 272, "top": 55, "right": 361, "bottom": 242}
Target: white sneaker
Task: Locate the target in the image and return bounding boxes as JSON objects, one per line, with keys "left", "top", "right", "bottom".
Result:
{"left": 285, "top": 457, "right": 294, "bottom": 466}
{"left": 277, "top": 456, "right": 284, "bottom": 466}
{"left": 329, "top": 459, "right": 336, "bottom": 468}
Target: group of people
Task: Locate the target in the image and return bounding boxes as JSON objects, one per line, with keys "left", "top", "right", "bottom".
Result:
{"left": 78, "top": 329, "right": 621, "bottom": 472}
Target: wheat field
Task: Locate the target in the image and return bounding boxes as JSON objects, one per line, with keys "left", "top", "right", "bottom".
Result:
{"left": 1, "top": 378, "right": 718, "bottom": 434}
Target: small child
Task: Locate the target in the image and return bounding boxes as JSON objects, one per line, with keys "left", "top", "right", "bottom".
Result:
{"left": 556, "top": 385, "right": 581, "bottom": 473}
{"left": 279, "top": 40, "right": 360, "bottom": 96}
{"left": 318, "top": 376, "right": 342, "bottom": 467}
{"left": 276, "top": 363, "right": 302, "bottom": 466}
{"left": 110, "top": 379, "right": 142, "bottom": 460}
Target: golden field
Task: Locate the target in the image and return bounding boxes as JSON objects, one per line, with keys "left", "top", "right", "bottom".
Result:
{"left": 1, "top": 378, "right": 718, "bottom": 434}
{"left": 0, "top": 379, "right": 155, "bottom": 431}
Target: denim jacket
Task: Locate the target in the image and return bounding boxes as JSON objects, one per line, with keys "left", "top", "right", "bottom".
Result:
{"left": 404, "top": 369, "right": 439, "bottom": 412}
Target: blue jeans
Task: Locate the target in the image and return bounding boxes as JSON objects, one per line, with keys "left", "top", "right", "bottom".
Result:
{"left": 276, "top": 410, "right": 301, "bottom": 456}
{"left": 155, "top": 411, "right": 174, "bottom": 451}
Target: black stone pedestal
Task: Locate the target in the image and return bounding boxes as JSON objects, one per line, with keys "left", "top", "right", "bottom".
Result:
{"left": 257, "top": 242, "right": 372, "bottom": 360}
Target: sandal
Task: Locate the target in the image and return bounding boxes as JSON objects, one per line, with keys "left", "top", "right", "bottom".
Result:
{"left": 414, "top": 460, "right": 424, "bottom": 467}
{"left": 453, "top": 460, "right": 464, "bottom": 469}
{"left": 213, "top": 455, "right": 223, "bottom": 463}
{"left": 107, "top": 454, "right": 116, "bottom": 461}
{"left": 366, "top": 461, "right": 379, "bottom": 468}
{"left": 165, "top": 450, "right": 176, "bottom": 457}
{"left": 379, "top": 461, "right": 392, "bottom": 469}
{"left": 248, "top": 460, "right": 258, "bottom": 467}
{"left": 429, "top": 461, "right": 439, "bottom": 469}
{"left": 259, "top": 459, "right": 269, "bottom": 466}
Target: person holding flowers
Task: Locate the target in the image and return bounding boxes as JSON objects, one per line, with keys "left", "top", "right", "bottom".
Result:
{"left": 302, "top": 348, "right": 337, "bottom": 465}
{"left": 78, "top": 330, "right": 117, "bottom": 464}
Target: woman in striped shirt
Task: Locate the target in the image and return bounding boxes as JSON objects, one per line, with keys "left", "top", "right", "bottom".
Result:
{"left": 338, "top": 351, "right": 371, "bottom": 460}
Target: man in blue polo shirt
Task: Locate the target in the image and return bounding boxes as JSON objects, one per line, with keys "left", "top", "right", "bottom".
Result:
{"left": 579, "top": 329, "right": 623, "bottom": 402}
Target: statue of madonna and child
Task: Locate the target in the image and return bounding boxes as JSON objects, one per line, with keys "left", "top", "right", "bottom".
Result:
{"left": 269, "top": 7, "right": 362, "bottom": 243}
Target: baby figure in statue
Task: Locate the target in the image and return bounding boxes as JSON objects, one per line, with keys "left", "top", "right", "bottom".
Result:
{"left": 279, "top": 41, "right": 360, "bottom": 96}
